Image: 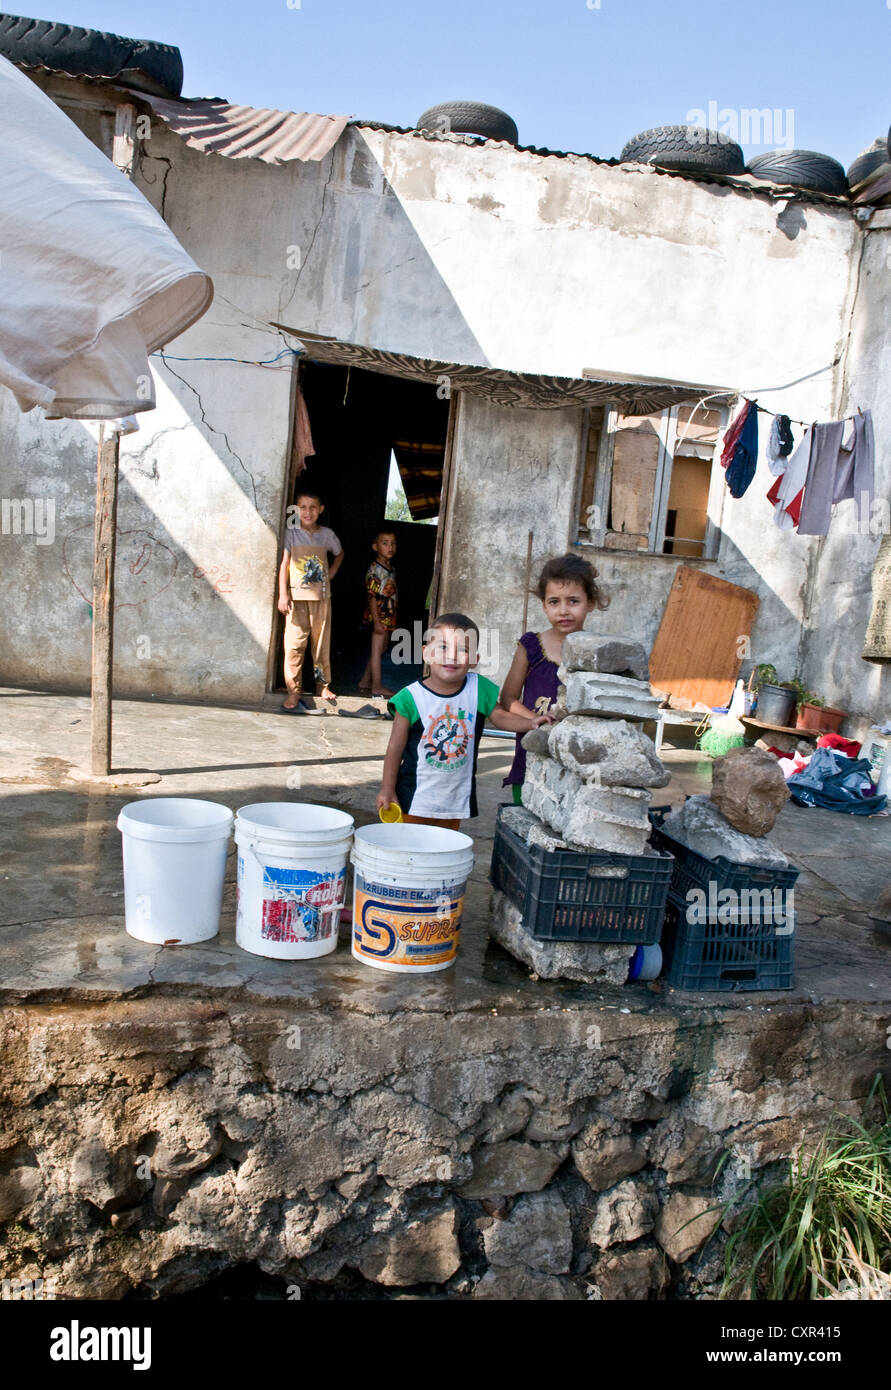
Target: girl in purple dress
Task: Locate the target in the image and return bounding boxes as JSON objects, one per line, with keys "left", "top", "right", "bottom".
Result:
{"left": 501, "top": 554, "right": 609, "bottom": 802}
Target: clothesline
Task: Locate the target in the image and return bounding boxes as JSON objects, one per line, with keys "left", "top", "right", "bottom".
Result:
{"left": 749, "top": 400, "right": 866, "bottom": 430}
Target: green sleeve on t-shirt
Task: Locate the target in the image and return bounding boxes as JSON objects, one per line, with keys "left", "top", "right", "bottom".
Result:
{"left": 477, "top": 675, "right": 500, "bottom": 718}
{"left": 389, "top": 687, "right": 419, "bottom": 723}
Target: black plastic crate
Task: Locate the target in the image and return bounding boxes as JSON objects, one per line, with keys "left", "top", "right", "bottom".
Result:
{"left": 660, "top": 891, "right": 794, "bottom": 992}
{"left": 490, "top": 805, "right": 673, "bottom": 943}
{"left": 648, "top": 804, "right": 799, "bottom": 901}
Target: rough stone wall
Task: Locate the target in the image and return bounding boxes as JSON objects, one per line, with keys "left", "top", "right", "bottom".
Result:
{"left": 1, "top": 993, "right": 887, "bottom": 1300}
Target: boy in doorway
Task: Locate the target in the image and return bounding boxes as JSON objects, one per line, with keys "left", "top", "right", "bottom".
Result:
{"left": 359, "top": 525, "right": 398, "bottom": 698}
{"left": 277, "top": 490, "right": 344, "bottom": 710}
{"left": 376, "top": 613, "right": 553, "bottom": 828}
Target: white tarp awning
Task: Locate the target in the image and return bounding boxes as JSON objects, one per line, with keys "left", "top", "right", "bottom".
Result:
{"left": 0, "top": 54, "right": 212, "bottom": 418}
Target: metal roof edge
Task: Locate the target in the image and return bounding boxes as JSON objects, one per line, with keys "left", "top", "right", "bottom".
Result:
{"left": 350, "top": 121, "right": 854, "bottom": 210}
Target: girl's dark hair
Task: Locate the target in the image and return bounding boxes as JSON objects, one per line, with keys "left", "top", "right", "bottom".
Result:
{"left": 535, "top": 554, "right": 609, "bottom": 609}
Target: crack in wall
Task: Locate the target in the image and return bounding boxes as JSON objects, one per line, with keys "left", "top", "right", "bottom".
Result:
{"left": 278, "top": 155, "right": 337, "bottom": 324}
{"left": 138, "top": 152, "right": 173, "bottom": 221}
{"left": 157, "top": 358, "right": 259, "bottom": 510}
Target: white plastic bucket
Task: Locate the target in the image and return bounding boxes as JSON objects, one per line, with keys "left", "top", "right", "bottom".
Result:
{"left": 234, "top": 802, "right": 354, "bottom": 959}
{"left": 117, "top": 798, "right": 234, "bottom": 944}
{"left": 351, "top": 823, "right": 475, "bottom": 973}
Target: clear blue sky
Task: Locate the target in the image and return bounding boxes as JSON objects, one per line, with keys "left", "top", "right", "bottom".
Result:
{"left": 23, "top": 0, "right": 891, "bottom": 165}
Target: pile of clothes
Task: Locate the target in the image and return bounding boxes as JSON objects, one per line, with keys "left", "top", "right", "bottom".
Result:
{"left": 762, "top": 733, "right": 887, "bottom": 815}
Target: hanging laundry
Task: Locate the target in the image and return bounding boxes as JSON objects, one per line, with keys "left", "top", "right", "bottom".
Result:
{"left": 767, "top": 425, "right": 813, "bottom": 529}
{"left": 797, "top": 411, "right": 874, "bottom": 536}
{"left": 720, "top": 399, "right": 758, "bottom": 498}
{"left": 766, "top": 414, "right": 794, "bottom": 474}
{"left": 863, "top": 531, "right": 891, "bottom": 664}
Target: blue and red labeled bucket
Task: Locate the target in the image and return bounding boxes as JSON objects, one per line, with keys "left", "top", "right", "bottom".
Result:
{"left": 351, "top": 823, "right": 475, "bottom": 973}
{"left": 235, "top": 802, "right": 354, "bottom": 959}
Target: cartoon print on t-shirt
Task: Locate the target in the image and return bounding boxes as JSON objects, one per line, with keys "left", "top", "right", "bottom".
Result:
{"left": 423, "top": 703, "right": 470, "bottom": 769}
{"left": 292, "top": 555, "right": 325, "bottom": 589}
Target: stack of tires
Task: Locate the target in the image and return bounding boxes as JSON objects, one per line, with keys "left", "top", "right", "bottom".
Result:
{"left": 619, "top": 124, "right": 850, "bottom": 198}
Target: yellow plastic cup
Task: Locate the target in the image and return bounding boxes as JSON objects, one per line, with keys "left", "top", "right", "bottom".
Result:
{"left": 379, "top": 802, "right": 404, "bottom": 823}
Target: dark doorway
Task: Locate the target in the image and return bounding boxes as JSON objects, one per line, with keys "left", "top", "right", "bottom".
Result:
{"left": 270, "top": 361, "right": 450, "bottom": 696}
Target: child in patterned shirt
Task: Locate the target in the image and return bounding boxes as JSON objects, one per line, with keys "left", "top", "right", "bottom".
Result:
{"left": 359, "top": 526, "right": 398, "bottom": 698}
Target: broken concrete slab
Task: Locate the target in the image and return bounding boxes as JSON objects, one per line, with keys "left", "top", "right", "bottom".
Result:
{"left": 490, "top": 890, "right": 632, "bottom": 984}
{"left": 560, "top": 631, "right": 650, "bottom": 682}
{"left": 557, "top": 670, "right": 662, "bottom": 722}
{"left": 548, "top": 715, "right": 670, "bottom": 788}
{"left": 661, "top": 795, "right": 790, "bottom": 868}
{"left": 524, "top": 752, "right": 652, "bottom": 853}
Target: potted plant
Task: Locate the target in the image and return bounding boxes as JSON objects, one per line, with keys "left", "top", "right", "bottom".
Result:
{"left": 789, "top": 681, "right": 848, "bottom": 734}
{"left": 751, "top": 664, "right": 796, "bottom": 727}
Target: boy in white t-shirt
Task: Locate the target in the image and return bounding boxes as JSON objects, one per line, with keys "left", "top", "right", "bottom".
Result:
{"left": 377, "top": 613, "right": 553, "bottom": 828}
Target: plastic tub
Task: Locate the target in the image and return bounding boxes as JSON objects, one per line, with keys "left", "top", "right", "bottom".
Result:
{"left": 235, "top": 802, "right": 354, "bottom": 959}
{"left": 351, "top": 823, "right": 475, "bottom": 973}
{"left": 117, "top": 798, "right": 234, "bottom": 944}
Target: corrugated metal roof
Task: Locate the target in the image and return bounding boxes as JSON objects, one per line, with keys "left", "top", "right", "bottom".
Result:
{"left": 142, "top": 95, "right": 349, "bottom": 164}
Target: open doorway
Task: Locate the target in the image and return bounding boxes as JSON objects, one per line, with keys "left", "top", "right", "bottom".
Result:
{"left": 269, "top": 361, "right": 451, "bottom": 697}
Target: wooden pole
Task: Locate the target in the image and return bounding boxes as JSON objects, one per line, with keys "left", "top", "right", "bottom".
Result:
{"left": 88, "top": 102, "right": 135, "bottom": 777}
{"left": 521, "top": 529, "right": 534, "bottom": 633}
{"left": 91, "top": 425, "right": 120, "bottom": 776}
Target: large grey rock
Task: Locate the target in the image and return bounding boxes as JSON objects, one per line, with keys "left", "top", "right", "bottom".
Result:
{"left": 0, "top": 1156, "right": 42, "bottom": 1221}
{"left": 524, "top": 752, "right": 652, "bottom": 853}
{"left": 710, "top": 745, "right": 789, "bottom": 836}
{"left": 588, "top": 1179, "right": 658, "bottom": 1249}
{"left": 548, "top": 715, "right": 670, "bottom": 788}
{"left": 472, "top": 1268, "right": 583, "bottom": 1300}
{"left": 490, "top": 890, "right": 632, "bottom": 984}
{"left": 557, "top": 670, "right": 662, "bottom": 722}
{"left": 520, "top": 725, "right": 551, "bottom": 755}
{"left": 498, "top": 805, "right": 540, "bottom": 840}
{"left": 591, "top": 1245, "right": 668, "bottom": 1300}
{"left": 661, "top": 795, "right": 790, "bottom": 868}
{"left": 573, "top": 1118, "right": 648, "bottom": 1190}
{"left": 458, "top": 1140, "right": 566, "bottom": 1199}
{"left": 356, "top": 1206, "right": 461, "bottom": 1286}
{"left": 656, "top": 1193, "right": 720, "bottom": 1264}
{"left": 483, "top": 1189, "right": 573, "bottom": 1274}
{"left": 561, "top": 631, "right": 650, "bottom": 681}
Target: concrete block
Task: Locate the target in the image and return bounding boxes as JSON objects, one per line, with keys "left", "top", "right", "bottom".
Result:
{"left": 561, "top": 631, "right": 650, "bottom": 681}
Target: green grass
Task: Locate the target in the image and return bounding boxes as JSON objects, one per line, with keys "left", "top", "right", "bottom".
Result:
{"left": 720, "top": 1085, "right": 891, "bottom": 1301}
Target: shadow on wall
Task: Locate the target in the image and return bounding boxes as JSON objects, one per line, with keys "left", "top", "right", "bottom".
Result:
{"left": 2, "top": 128, "right": 494, "bottom": 703}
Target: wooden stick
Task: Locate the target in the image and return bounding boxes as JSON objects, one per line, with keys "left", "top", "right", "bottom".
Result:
{"left": 91, "top": 425, "right": 120, "bottom": 776}
{"left": 521, "top": 530, "right": 534, "bottom": 632}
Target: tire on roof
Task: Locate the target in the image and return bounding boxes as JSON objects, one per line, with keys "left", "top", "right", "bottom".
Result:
{"left": 416, "top": 101, "right": 519, "bottom": 145}
{"left": 620, "top": 125, "right": 744, "bottom": 175}
{"left": 847, "top": 139, "right": 889, "bottom": 189}
{"left": 0, "top": 14, "right": 183, "bottom": 98}
{"left": 746, "top": 149, "right": 848, "bottom": 197}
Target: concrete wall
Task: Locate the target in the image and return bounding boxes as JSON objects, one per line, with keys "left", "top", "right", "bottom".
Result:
{"left": 799, "top": 212, "right": 891, "bottom": 732}
{"left": 1, "top": 90, "right": 878, "bottom": 713}
{"left": 440, "top": 395, "right": 583, "bottom": 685}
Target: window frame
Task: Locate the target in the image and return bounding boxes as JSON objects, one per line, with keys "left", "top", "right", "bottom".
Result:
{"left": 577, "top": 401, "right": 728, "bottom": 560}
